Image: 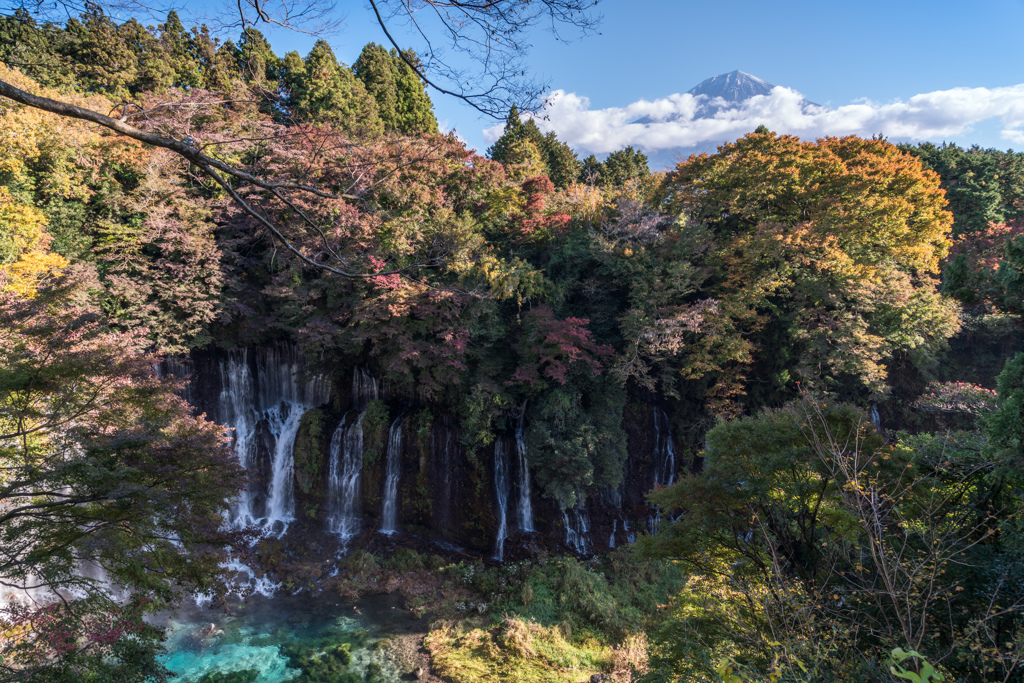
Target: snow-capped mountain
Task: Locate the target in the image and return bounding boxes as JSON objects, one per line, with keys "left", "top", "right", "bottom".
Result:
{"left": 630, "top": 70, "right": 824, "bottom": 167}
{"left": 688, "top": 70, "right": 777, "bottom": 101}
{"left": 634, "top": 70, "right": 819, "bottom": 125}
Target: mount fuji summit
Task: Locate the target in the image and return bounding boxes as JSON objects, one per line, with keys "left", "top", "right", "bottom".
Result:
{"left": 632, "top": 70, "right": 824, "bottom": 167}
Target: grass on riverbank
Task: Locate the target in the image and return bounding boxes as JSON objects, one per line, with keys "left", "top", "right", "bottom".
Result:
{"left": 426, "top": 615, "right": 628, "bottom": 683}
{"left": 422, "top": 548, "right": 680, "bottom": 682}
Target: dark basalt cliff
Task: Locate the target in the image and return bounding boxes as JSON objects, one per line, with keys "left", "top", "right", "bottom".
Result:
{"left": 169, "top": 345, "right": 686, "bottom": 560}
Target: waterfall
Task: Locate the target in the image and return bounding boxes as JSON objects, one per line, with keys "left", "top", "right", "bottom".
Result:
{"left": 380, "top": 416, "right": 405, "bottom": 534}
{"left": 623, "top": 520, "right": 636, "bottom": 544}
{"left": 217, "top": 347, "right": 329, "bottom": 533}
{"left": 263, "top": 402, "right": 305, "bottom": 528}
{"left": 353, "top": 367, "right": 379, "bottom": 408}
{"left": 562, "top": 504, "right": 591, "bottom": 555}
{"left": 218, "top": 352, "right": 258, "bottom": 525}
{"left": 327, "top": 412, "right": 365, "bottom": 539}
{"left": 513, "top": 422, "right": 535, "bottom": 532}
{"left": 648, "top": 512, "right": 662, "bottom": 536}
{"left": 610, "top": 519, "right": 617, "bottom": 549}
{"left": 652, "top": 407, "right": 676, "bottom": 488}
{"left": 870, "top": 403, "right": 881, "bottom": 429}
{"left": 494, "top": 439, "right": 511, "bottom": 560}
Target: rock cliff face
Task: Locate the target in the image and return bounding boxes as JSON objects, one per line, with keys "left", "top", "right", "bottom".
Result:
{"left": 170, "top": 345, "right": 683, "bottom": 558}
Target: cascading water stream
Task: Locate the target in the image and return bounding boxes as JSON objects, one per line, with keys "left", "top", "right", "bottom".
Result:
{"left": 562, "top": 502, "right": 592, "bottom": 555}
{"left": 327, "top": 413, "right": 365, "bottom": 539}
{"left": 380, "top": 416, "right": 405, "bottom": 534}
{"left": 263, "top": 403, "right": 305, "bottom": 528}
{"left": 353, "top": 367, "right": 380, "bottom": 408}
{"left": 652, "top": 407, "right": 676, "bottom": 488}
{"left": 325, "top": 368, "right": 380, "bottom": 539}
{"left": 218, "top": 352, "right": 258, "bottom": 525}
{"left": 513, "top": 422, "right": 534, "bottom": 532}
{"left": 217, "top": 347, "right": 329, "bottom": 534}
{"left": 493, "top": 439, "right": 511, "bottom": 560}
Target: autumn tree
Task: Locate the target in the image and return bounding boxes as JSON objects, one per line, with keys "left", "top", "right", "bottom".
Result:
{"left": 0, "top": 265, "right": 243, "bottom": 680}
{"left": 0, "top": 0, "right": 600, "bottom": 285}
{"left": 661, "top": 131, "right": 961, "bottom": 410}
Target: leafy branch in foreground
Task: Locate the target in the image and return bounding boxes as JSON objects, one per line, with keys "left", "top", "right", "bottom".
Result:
{"left": 0, "top": 266, "right": 244, "bottom": 681}
{"left": 639, "top": 397, "right": 1024, "bottom": 682}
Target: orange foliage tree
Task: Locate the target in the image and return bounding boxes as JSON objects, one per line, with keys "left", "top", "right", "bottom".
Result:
{"left": 661, "top": 131, "right": 960, "bottom": 411}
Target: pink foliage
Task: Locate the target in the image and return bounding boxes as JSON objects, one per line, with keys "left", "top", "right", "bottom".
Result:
{"left": 518, "top": 175, "right": 570, "bottom": 236}
{"left": 913, "top": 381, "right": 998, "bottom": 415}
{"left": 948, "top": 220, "right": 1024, "bottom": 271}
{"left": 511, "top": 306, "right": 613, "bottom": 386}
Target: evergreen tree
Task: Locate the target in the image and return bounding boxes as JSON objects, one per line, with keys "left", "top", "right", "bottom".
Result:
{"left": 158, "top": 10, "right": 202, "bottom": 88}
{"left": 209, "top": 39, "right": 242, "bottom": 92}
{"left": 188, "top": 25, "right": 225, "bottom": 90}
{"left": 287, "top": 40, "right": 382, "bottom": 135}
{"left": 580, "top": 154, "right": 603, "bottom": 184}
{"left": 489, "top": 107, "right": 580, "bottom": 186}
{"left": 600, "top": 146, "right": 649, "bottom": 186}
{"left": 354, "top": 43, "right": 399, "bottom": 129}
{"left": 354, "top": 43, "right": 436, "bottom": 134}
{"left": 488, "top": 106, "right": 531, "bottom": 163}
{"left": 393, "top": 48, "right": 437, "bottom": 134}
{"left": 65, "top": 8, "right": 139, "bottom": 94}
{"left": 237, "top": 27, "right": 281, "bottom": 89}
{"left": 280, "top": 49, "right": 306, "bottom": 106}
{"left": 0, "top": 9, "right": 74, "bottom": 88}
{"left": 118, "top": 18, "right": 173, "bottom": 93}
{"left": 904, "top": 143, "right": 1024, "bottom": 235}
{"left": 542, "top": 130, "right": 580, "bottom": 188}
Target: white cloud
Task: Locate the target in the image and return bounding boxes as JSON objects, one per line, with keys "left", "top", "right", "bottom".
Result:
{"left": 483, "top": 84, "right": 1024, "bottom": 156}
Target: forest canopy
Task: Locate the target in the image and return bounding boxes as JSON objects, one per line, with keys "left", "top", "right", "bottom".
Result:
{"left": 2, "top": 6, "right": 1024, "bottom": 681}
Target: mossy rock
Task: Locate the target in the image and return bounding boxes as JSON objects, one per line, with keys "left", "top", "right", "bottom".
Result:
{"left": 282, "top": 641, "right": 357, "bottom": 683}
{"left": 294, "top": 408, "right": 327, "bottom": 495}
{"left": 362, "top": 400, "right": 390, "bottom": 467}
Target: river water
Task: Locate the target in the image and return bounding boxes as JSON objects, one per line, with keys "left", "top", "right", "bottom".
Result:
{"left": 156, "top": 592, "right": 427, "bottom": 682}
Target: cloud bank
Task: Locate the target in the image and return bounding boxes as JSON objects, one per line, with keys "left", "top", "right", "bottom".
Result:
{"left": 484, "top": 84, "right": 1024, "bottom": 156}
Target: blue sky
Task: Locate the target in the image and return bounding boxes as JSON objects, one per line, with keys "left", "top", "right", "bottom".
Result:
{"left": 180, "top": 0, "right": 1024, "bottom": 163}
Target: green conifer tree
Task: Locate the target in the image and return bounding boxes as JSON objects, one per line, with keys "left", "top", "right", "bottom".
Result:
{"left": 600, "top": 146, "right": 650, "bottom": 186}
{"left": 237, "top": 27, "right": 281, "bottom": 89}
{"left": 489, "top": 106, "right": 547, "bottom": 166}
{"left": 119, "top": 18, "right": 174, "bottom": 93}
{"left": 287, "top": 40, "right": 382, "bottom": 135}
{"left": 542, "top": 131, "right": 581, "bottom": 188}
{"left": 158, "top": 10, "right": 202, "bottom": 88}
{"left": 393, "top": 48, "right": 437, "bottom": 134}
{"left": 354, "top": 43, "right": 437, "bottom": 135}
{"left": 66, "top": 8, "right": 139, "bottom": 95}
{"left": 0, "top": 9, "right": 75, "bottom": 88}
{"left": 354, "top": 43, "right": 399, "bottom": 129}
